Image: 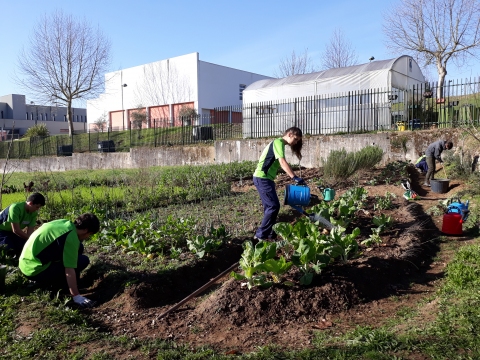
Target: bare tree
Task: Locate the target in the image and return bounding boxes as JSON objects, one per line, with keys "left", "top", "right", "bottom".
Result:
{"left": 178, "top": 106, "right": 198, "bottom": 126}
{"left": 17, "top": 10, "right": 111, "bottom": 136}
{"left": 383, "top": 0, "right": 480, "bottom": 98}
{"left": 133, "top": 61, "right": 192, "bottom": 109}
{"left": 130, "top": 105, "right": 147, "bottom": 130}
{"left": 321, "top": 28, "right": 359, "bottom": 69}
{"left": 93, "top": 113, "right": 108, "bottom": 132}
{"left": 0, "top": 122, "right": 20, "bottom": 209}
{"left": 273, "top": 49, "right": 317, "bottom": 78}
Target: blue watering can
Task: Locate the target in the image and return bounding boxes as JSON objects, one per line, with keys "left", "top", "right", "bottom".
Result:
{"left": 318, "top": 187, "right": 336, "bottom": 202}
{"left": 446, "top": 197, "right": 470, "bottom": 221}
{"left": 284, "top": 184, "right": 311, "bottom": 208}
{"left": 284, "top": 183, "right": 335, "bottom": 229}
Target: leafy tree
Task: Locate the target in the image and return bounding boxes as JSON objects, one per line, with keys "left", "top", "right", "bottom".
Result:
{"left": 383, "top": 0, "right": 480, "bottom": 98}
{"left": 321, "top": 28, "right": 359, "bottom": 69}
{"left": 273, "top": 48, "right": 317, "bottom": 78}
{"left": 17, "top": 10, "right": 111, "bottom": 136}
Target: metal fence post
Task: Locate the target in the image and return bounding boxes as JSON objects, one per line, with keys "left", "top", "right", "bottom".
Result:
{"left": 154, "top": 119, "right": 157, "bottom": 147}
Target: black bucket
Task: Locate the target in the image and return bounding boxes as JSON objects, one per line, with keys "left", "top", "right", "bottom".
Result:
{"left": 430, "top": 179, "right": 450, "bottom": 194}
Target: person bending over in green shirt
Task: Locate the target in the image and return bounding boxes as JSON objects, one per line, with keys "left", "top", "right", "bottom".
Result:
{"left": 0, "top": 192, "right": 45, "bottom": 257}
{"left": 19, "top": 213, "right": 100, "bottom": 308}
{"left": 253, "top": 127, "right": 304, "bottom": 241}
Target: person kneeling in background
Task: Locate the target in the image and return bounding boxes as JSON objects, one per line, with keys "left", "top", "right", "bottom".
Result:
{"left": 0, "top": 192, "right": 45, "bottom": 258}
{"left": 19, "top": 213, "right": 100, "bottom": 308}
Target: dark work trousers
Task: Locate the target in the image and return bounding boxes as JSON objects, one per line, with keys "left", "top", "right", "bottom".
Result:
{"left": 27, "top": 244, "right": 89, "bottom": 292}
{"left": 0, "top": 230, "right": 26, "bottom": 258}
{"left": 253, "top": 177, "right": 280, "bottom": 240}
{"left": 425, "top": 156, "right": 436, "bottom": 184}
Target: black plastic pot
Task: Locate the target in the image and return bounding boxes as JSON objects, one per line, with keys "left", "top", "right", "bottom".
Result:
{"left": 430, "top": 179, "right": 450, "bottom": 194}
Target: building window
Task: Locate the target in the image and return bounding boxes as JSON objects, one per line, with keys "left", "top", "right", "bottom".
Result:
{"left": 1, "top": 111, "right": 3, "bottom": 119}
{"left": 53, "top": 115, "right": 56, "bottom": 121}
{"left": 31, "top": 113, "right": 34, "bottom": 120}
{"left": 26, "top": 113, "right": 28, "bottom": 120}
{"left": 64, "top": 115, "right": 67, "bottom": 122}
{"left": 239, "top": 84, "right": 247, "bottom": 100}
{"left": 81, "top": 115, "right": 83, "bottom": 122}
{"left": 409, "top": 58, "right": 412, "bottom": 71}
{"left": 45, "top": 114, "right": 48, "bottom": 121}
{"left": 85, "top": 116, "right": 87, "bottom": 122}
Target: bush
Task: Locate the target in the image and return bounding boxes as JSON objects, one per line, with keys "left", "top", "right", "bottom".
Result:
{"left": 322, "top": 146, "right": 384, "bottom": 184}
{"left": 355, "top": 146, "right": 384, "bottom": 170}
{"left": 443, "top": 151, "right": 475, "bottom": 180}
{"left": 24, "top": 124, "right": 49, "bottom": 137}
{"left": 322, "top": 149, "right": 358, "bottom": 181}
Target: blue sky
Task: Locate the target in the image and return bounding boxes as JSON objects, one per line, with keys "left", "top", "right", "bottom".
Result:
{"left": 1, "top": 0, "right": 479, "bottom": 104}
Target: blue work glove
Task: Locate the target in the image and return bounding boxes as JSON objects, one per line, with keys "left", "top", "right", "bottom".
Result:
{"left": 73, "top": 295, "right": 96, "bottom": 308}
{"left": 293, "top": 176, "right": 305, "bottom": 185}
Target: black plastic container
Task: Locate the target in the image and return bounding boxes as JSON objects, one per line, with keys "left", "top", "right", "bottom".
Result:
{"left": 97, "top": 140, "right": 115, "bottom": 152}
{"left": 57, "top": 145, "right": 73, "bottom": 156}
{"left": 430, "top": 179, "right": 450, "bottom": 194}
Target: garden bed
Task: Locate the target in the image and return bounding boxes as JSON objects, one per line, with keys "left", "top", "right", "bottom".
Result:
{"left": 81, "top": 167, "right": 459, "bottom": 353}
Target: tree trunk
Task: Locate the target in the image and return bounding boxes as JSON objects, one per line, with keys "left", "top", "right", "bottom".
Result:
{"left": 436, "top": 60, "right": 447, "bottom": 99}
{"left": 67, "top": 101, "right": 74, "bottom": 136}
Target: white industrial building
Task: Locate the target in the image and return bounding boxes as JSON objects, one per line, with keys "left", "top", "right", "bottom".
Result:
{"left": 0, "top": 94, "right": 87, "bottom": 136}
{"left": 242, "top": 55, "right": 426, "bottom": 137}
{"left": 87, "top": 52, "right": 273, "bottom": 131}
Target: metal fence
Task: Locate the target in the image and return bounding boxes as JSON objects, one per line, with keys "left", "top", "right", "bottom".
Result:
{"left": 238, "top": 78, "right": 480, "bottom": 138}
{"left": 0, "top": 114, "right": 242, "bottom": 159}
{"left": 0, "top": 78, "right": 479, "bottom": 159}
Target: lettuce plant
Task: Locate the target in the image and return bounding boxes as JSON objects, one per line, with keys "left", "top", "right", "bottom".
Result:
{"left": 291, "top": 237, "right": 330, "bottom": 285}
{"left": 231, "top": 240, "right": 277, "bottom": 289}
{"left": 187, "top": 224, "right": 229, "bottom": 258}
{"left": 328, "top": 226, "right": 361, "bottom": 263}
{"left": 261, "top": 257, "right": 293, "bottom": 283}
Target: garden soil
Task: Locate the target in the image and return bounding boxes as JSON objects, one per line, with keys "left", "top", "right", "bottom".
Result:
{"left": 84, "top": 167, "right": 473, "bottom": 354}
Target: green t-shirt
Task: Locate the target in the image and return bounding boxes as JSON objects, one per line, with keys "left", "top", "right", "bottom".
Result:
{"left": 253, "top": 138, "right": 286, "bottom": 181}
{"left": 0, "top": 202, "right": 37, "bottom": 232}
{"left": 19, "top": 219, "right": 80, "bottom": 277}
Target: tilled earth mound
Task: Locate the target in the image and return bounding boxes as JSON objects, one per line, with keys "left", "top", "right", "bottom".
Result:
{"left": 89, "top": 200, "right": 440, "bottom": 351}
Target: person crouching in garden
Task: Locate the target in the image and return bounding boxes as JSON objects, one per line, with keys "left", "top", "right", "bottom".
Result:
{"left": 0, "top": 192, "right": 45, "bottom": 258}
{"left": 19, "top": 213, "right": 100, "bottom": 308}
{"left": 253, "top": 127, "right": 304, "bottom": 241}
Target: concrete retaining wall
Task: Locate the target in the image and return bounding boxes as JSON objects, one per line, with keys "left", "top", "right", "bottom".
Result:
{"left": 0, "top": 129, "right": 462, "bottom": 173}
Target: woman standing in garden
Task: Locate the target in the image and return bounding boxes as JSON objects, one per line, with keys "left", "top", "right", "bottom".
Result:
{"left": 253, "top": 127, "right": 304, "bottom": 241}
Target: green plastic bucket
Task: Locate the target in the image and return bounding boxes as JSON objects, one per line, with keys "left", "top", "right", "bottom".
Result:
{"left": 284, "top": 184, "right": 311, "bottom": 206}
